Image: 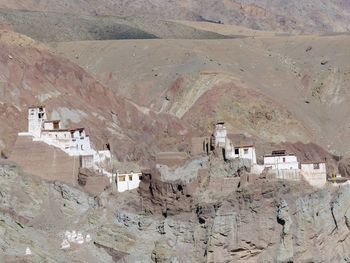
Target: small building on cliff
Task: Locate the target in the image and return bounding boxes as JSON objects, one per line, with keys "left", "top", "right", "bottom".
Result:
{"left": 115, "top": 171, "right": 142, "bottom": 192}
{"left": 212, "top": 122, "right": 227, "bottom": 148}
{"left": 263, "top": 150, "right": 299, "bottom": 170}
{"left": 224, "top": 140, "right": 257, "bottom": 165}
{"left": 263, "top": 150, "right": 301, "bottom": 181}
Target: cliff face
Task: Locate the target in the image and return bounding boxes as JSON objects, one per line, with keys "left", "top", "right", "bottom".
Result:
{"left": 142, "top": 174, "right": 350, "bottom": 262}
{"left": 136, "top": 159, "right": 350, "bottom": 262}
{"left": 1, "top": 159, "right": 350, "bottom": 262}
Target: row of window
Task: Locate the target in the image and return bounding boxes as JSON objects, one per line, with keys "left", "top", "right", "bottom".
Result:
{"left": 234, "top": 148, "right": 249, "bottom": 155}
{"left": 118, "top": 175, "right": 133, "bottom": 182}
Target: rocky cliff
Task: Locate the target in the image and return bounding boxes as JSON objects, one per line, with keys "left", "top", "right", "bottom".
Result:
{"left": 2, "top": 157, "right": 350, "bottom": 262}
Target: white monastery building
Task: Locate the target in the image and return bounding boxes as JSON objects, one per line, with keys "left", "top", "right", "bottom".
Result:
{"left": 224, "top": 140, "right": 257, "bottom": 165}
{"left": 18, "top": 105, "right": 142, "bottom": 192}
{"left": 213, "top": 122, "right": 227, "bottom": 148}
{"left": 210, "top": 121, "right": 328, "bottom": 188}
{"left": 263, "top": 150, "right": 301, "bottom": 180}
{"left": 19, "top": 106, "right": 111, "bottom": 176}
{"left": 212, "top": 121, "right": 257, "bottom": 165}
{"left": 263, "top": 150, "right": 299, "bottom": 170}
{"left": 115, "top": 171, "right": 142, "bottom": 192}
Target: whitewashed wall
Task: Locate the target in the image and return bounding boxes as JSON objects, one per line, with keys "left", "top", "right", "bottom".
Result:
{"left": 269, "top": 169, "right": 302, "bottom": 181}
{"left": 28, "top": 107, "right": 46, "bottom": 138}
{"left": 301, "top": 163, "right": 327, "bottom": 188}
{"left": 116, "top": 172, "right": 141, "bottom": 192}
{"left": 225, "top": 145, "right": 257, "bottom": 165}
{"left": 214, "top": 124, "right": 227, "bottom": 147}
{"left": 264, "top": 155, "right": 299, "bottom": 170}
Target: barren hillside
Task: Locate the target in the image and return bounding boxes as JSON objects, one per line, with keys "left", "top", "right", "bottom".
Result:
{"left": 0, "top": 29, "right": 194, "bottom": 162}
{"left": 1, "top": 0, "right": 350, "bottom": 33}
{"left": 52, "top": 33, "right": 350, "bottom": 156}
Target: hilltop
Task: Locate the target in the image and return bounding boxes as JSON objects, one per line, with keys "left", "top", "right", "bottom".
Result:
{"left": 0, "top": 0, "right": 350, "bottom": 34}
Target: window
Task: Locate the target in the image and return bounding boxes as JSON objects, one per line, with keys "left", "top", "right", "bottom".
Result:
{"left": 119, "top": 175, "right": 126, "bottom": 182}
{"left": 283, "top": 157, "right": 286, "bottom": 163}
{"left": 81, "top": 145, "right": 83, "bottom": 150}
{"left": 313, "top": 163, "right": 320, "bottom": 170}
{"left": 244, "top": 149, "right": 249, "bottom": 154}
{"left": 129, "top": 175, "right": 133, "bottom": 181}
{"left": 235, "top": 148, "right": 239, "bottom": 155}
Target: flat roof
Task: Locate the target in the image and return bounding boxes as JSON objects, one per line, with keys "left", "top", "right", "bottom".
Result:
{"left": 42, "top": 129, "right": 69, "bottom": 132}
{"left": 234, "top": 144, "right": 254, "bottom": 148}
{"left": 28, "top": 105, "right": 45, "bottom": 109}
{"left": 301, "top": 161, "right": 326, "bottom": 164}
{"left": 70, "top": 128, "right": 85, "bottom": 132}
{"left": 264, "top": 153, "right": 296, "bottom": 157}
{"left": 43, "top": 120, "right": 60, "bottom": 123}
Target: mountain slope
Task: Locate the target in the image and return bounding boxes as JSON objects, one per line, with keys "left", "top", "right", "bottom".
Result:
{"left": 0, "top": 9, "right": 235, "bottom": 42}
{"left": 0, "top": 29, "right": 191, "bottom": 162}
{"left": 52, "top": 35, "right": 350, "bottom": 155}
{"left": 1, "top": 0, "right": 350, "bottom": 33}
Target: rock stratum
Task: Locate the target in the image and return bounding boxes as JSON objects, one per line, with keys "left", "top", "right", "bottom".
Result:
{"left": 1, "top": 158, "right": 350, "bottom": 262}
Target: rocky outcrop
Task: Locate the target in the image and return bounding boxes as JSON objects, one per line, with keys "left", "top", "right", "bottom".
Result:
{"left": 139, "top": 168, "right": 195, "bottom": 216}
{"left": 78, "top": 168, "right": 111, "bottom": 196}
{"left": 339, "top": 157, "right": 350, "bottom": 178}
{"left": 276, "top": 200, "right": 293, "bottom": 263}
{"left": 3, "top": 159, "right": 350, "bottom": 262}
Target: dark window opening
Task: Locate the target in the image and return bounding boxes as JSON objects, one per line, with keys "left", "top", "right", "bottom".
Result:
{"left": 235, "top": 148, "right": 239, "bottom": 155}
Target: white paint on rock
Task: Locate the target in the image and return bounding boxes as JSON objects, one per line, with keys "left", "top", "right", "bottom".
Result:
{"left": 25, "top": 247, "right": 32, "bottom": 255}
